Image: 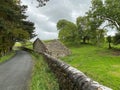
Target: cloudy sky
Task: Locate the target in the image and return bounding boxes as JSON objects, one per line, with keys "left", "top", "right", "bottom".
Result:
{"left": 21, "top": 0, "right": 116, "bottom": 40}
{"left": 21, "top": 0, "right": 92, "bottom": 40}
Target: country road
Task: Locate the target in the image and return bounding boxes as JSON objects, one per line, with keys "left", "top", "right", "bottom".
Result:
{"left": 0, "top": 51, "right": 33, "bottom": 90}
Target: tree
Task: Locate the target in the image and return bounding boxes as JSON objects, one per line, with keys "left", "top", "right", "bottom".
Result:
{"left": 36, "top": 0, "right": 49, "bottom": 7}
{"left": 77, "top": 15, "right": 105, "bottom": 45}
{"left": 88, "top": 0, "right": 120, "bottom": 47}
{"left": 95, "top": 29, "right": 106, "bottom": 46}
{"left": 90, "top": 0, "right": 120, "bottom": 31}
{"left": 0, "top": 0, "right": 35, "bottom": 56}
{"left": 76, "top": 16, "right": 90, "bottom": 44}
{"left": 104, "top": 0, "right": 120, "bottom": 31}
{"left": 107, "top": 36, "right": 112, "bottom": 49}
{"left": 57, "top": 19, "right": 78, "bottom": 44}
{"left": 21, "top": 21, "right": 35, "bottom": 39}
{"left": 113, "top": 33, "right": 120, "bottom": 45}
{"left": 57, "top": 16, "right": 106, "bottom": 46}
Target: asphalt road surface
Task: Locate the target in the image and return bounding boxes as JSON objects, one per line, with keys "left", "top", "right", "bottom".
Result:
{"left": 0, "top": 51, "right": 33, "bottom": 90}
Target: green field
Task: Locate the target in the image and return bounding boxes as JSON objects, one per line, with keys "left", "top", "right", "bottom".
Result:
{"left": 30, "top": 52, "right": 59, "bottom": 90}
{"left": 61, "top": 44, "right": 120, "bottom": 90}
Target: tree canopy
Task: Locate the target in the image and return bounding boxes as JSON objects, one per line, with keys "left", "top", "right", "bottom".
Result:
{"left": 56, "top": 0, "right": 120, "bottom": 47}
{"left": 89, "top": 0, "right": 120, "bottom": 46}
{"left": 0, "top": 0, "right": 35, "bottom": 56}
{"left": 57, "top": 16, "right": 105, "bottom": 46}
{"left": 57, "top": 19, "right": 78, "bottom": 44}
{"left": 90, "top": 0, "right": 120, "bottom": 31}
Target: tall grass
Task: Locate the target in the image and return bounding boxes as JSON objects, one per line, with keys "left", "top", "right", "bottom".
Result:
{"left": 30, "top": 52, "right": 59, "bottom": 90}
{"left": 0, "top": 52, "right": 15, "bottom": 63}
{"left": 61, "top": 44, "right": 120, "bottom": 90}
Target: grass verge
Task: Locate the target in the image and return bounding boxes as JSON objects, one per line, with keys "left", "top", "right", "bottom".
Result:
{"left": 0, "top": 51, "right": 15, "bottom": 63}
{"left": 30, "top": 52, "right": 59, "bottom": 90}
{"left": 61, "top": 44, "right": 120, "bottom": 90}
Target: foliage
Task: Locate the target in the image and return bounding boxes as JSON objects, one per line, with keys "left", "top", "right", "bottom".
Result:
{"left": 107, "top": 36, "right": 112, "bottom": 49}
{"left": 57, "top": 0, "right": 120, "bottom": 46}
{"left": 0, "top": 0, "right": 35, "bottom": 56}
{"left": 21, "top": 21, "right": 35, "bottom": 39}
{"left": 57, "top": 17, "right": 105, "bottom": 46}
{"left": 36, "top": 0, "right": 49, "bottom": 7}
{"left": 77, "top": 16, "right": 105, "bottom": 45}
{"left": 113, "top": 33, "right": 120, "bottom": 45}
{"left": 57, "top": 19, "right": 78, "bottom": 44}
{"left": 76, "top": 16, "right": 90, "bottom": 43}
{"left": 90, "top": 0, "right": 120, "bottom": 32}
{"left": 104, "top": 0, "right": 120, "bottom": 31}
{"left": 86, "top": 0, "right": 120, "bottom": 46}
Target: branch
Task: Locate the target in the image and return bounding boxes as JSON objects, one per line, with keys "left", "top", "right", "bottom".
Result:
{"left": 106, "top": 18, "right": 120, "bottom": 30}
{"left": 36, "top": 0, "right": 49, "bottom": 7}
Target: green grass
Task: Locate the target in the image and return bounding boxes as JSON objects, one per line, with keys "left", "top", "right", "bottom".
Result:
{"left": 30, "top": 52, "right": 59, "bottom": 90}
{"left": 14, "top": 42, "right": 22, "bottom": 47}
{"left": 61, "top": 44, "right": 120, "bottom": 90}
{"left": 23, "top": 41, "right": 33, "bottom": 49}
{"left": 13, "top": 41, "right": 33, "bottom": 50}
{"left": 0, "top": 52, "right": 15, "bottom": 63}
{"left": 25, "top": 43, "right": 33, "bottom": 49}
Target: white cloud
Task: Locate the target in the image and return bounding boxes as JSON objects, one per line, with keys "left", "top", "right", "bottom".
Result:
{"left": 21, "top": 0, "right": 92, "bottom": 40}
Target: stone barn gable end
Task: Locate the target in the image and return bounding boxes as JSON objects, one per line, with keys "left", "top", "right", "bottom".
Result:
{"left": 33, "top": 38, "right": 48, "bottom": 53}
{"left": 33, "top": 38, "right": 71, "bottom": 58}
{"left": 45, "top": 40, "right": 71, "bottom": 58}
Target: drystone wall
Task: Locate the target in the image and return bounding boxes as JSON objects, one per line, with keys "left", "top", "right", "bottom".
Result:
{"left": 43, "top": 53, "right": 112, "bottom": 90}
{"left": 33, "top": 38, "right": 112, "bottom": 90}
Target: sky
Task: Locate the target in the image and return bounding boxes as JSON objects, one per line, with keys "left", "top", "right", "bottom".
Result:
{"left": 21, "top": 0, "right": 92, "bottom": 40}
{"left": 21, "top": 0, "right": 116, "bottom": 40}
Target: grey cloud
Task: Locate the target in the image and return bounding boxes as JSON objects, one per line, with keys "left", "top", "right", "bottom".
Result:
{"left": 21, "top": 0, "right": 91, "bottom": 40}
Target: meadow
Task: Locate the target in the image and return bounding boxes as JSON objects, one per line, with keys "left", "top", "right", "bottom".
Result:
{"left": 61, "top": 44, "right": 120, "bottom": 90}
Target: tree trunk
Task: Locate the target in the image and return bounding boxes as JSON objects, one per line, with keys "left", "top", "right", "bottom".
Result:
{"left": 108, "top": 42, "right": 112, "bottom": 49}
{"left": 83, "top": 37, "right": 86, "bottom": 44}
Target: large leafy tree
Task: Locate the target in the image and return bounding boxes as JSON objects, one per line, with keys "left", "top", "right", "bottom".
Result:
{"left": 89, "top": 0, "right": 120, "bottom": 47}
{"left": 0, "top": 0, "right": 35, "bottom": 56}
{"left": 89, "top": 0, "right": 120, "bottom": 44}
{"left": 104, "top": 0, "right": 120, "bottom": 31}
{"left": 76, "top": 16, "right": 90, "bottom": 43}
{"left": 77, "top": 16, "right": 105, "bottom": 45}
{"left": 57, "top": 17, "right": 105, "bottom": 45}
{"left": 21, "top": 21, "right": 35, "bottom": 39}
{"left": 57, "top": 19, "right": 78, "bottom": 44}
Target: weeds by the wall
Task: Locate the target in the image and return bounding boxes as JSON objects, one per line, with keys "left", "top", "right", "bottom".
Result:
{"left": 30, "top": 52, "right": 59, "bottom": 90}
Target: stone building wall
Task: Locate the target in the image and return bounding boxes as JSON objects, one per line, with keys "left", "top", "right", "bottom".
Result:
{"left": 33, "top": 38, "right": 48, "bottom": 53}
{"left": 45, "top": 40, "right": 71, "bottom": 58}
{"left": 33, "top": 38, "right": 71, "bottom": 58}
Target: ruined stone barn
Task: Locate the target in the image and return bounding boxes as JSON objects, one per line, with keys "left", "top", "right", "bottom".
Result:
{"left": 33, "top": 38, "right": 48, "bottom": 53}
{"left": 33, "top": 38, "right": 71, "bottom": 58}
{"left": 45, "top": 40, "right": 71, "bottom": 58}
